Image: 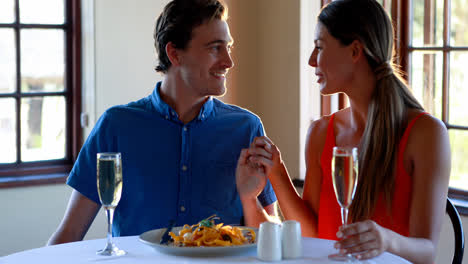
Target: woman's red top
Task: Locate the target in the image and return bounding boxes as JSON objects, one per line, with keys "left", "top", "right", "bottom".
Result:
{"left": 317, "top": 112, "right": 427, "bottom": 240}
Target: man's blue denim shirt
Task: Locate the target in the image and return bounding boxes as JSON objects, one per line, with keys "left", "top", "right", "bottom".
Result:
{"left": 68, "top": 82, "right": 277, "bottom": 236}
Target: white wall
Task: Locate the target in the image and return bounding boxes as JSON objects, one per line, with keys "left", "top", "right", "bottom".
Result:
{"left": 0, "top": 185, "right": 106, "bottom": 256}
{"left": 93, "top": 0, "right": 167, "bottom": 118}
{"left": 226, "top": 0, "right": 319, "bottom": 180}
{"left": 0, "top": 1, "right": 466, "bottom": 263}
{"left": 255, "top": 0, "right": 301, "bottom": 180}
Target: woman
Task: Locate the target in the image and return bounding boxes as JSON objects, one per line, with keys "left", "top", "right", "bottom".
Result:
{"left": 236, "top": 0, "right": 451, "bottom": 263}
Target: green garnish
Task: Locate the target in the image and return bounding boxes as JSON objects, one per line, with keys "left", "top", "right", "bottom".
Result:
{"left": 198, "top": 214, "right": 219, "bottom": 228}
{"left": 199, "top": 219, "right": 213, "bottom": 227}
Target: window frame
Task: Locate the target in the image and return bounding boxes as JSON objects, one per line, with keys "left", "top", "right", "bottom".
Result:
{"left": 0, "top": 0, "right": 82, "bottom": 188}
{"left": 395, "top": 0, "right": 468, "bottom": 206}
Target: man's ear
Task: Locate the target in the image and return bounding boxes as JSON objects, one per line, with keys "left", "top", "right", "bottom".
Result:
{"left": 350, "top": 39, "right": 364, "bottom": 63}
{"left": 166, "top": 42, "right": 181, "bottom": 66}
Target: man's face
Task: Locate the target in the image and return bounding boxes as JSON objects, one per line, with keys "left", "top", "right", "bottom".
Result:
{"left": 177, "top": 19, "right": 234, "bottom": 97}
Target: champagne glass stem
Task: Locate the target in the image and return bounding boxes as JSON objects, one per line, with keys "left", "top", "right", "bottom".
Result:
{"left": 105, "top": 207, "right": 115, "bottom": 249}
{"left": 341, "top": 207, "right": 349, "bottom": 227}
{"left": 341, "top": 207, "right": 356, "bottom": 262}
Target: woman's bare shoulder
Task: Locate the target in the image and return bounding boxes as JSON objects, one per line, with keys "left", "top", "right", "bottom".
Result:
{"left": 407, "top": 110, "right": 447, "bottom": 138}
{"left": 307, "top": 115, "right": 332, "bottom": 144}
{"left": 405, "top": 109, "right": 449, "bottom": 160}
{"left": 305, "top": 115, "right": 333, "bottom": 163}
{"left": 307, "top": 108, "right": 350, "bottom": 138}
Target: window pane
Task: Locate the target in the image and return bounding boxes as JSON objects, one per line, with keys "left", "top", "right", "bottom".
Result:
{"left": 411, "top": 0, "right": 443, "bottom": 47}
{"left": 376, "top": 0, "right": 392, "bottom": 16}
{"left": 21, "top": 96, "right": 66, "bottom": 162}
{"left": 0, "top": 98, "right": 17, "bottom": 163}
{"left": 449, "top": 52, "right": 468, "bottom": 125}
{"left": 0, "top": 29, "right": 16, "bottom": 93}
{"left": 409, "top": 51, "right": 443, "bottom": 119}
{"left": 449, "top": 130, "right": 468, "bottom": 191}
{"left": 20, "top": 29, "right": 65, "bottom": 93}
{"left": 451, "top": 0, "right": 468, "bottom": 46}
{"left": 19, "top": 0, "right": 65, "bottom": 24}
{"left": 0, "top": 0, "right": 15, "bottom": 23}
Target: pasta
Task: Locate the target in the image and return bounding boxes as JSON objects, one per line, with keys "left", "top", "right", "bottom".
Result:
{"left": 168, "top": 215, "right": 256, "bottom": 247}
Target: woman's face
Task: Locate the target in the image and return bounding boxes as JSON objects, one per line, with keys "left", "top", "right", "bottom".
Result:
{"left": 309, "top": 22, "right": 354, "bottom": 95}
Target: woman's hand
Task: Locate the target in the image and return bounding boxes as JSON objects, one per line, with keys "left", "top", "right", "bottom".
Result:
{"left": 334, "top": 220, "right": 391, "bottom": 260}
{"left": 246, "top": 136, "right": 283, "bottom": 178}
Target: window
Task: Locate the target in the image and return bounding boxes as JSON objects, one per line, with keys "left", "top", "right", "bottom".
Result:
{"left": 401, "top": 0, "right": 468, "bottom": 195}
{"left": 0, "top": 0, "right": 81, "bottom": 187}
{"left": 379, "top": 0, "right": 468, "bottom": 200}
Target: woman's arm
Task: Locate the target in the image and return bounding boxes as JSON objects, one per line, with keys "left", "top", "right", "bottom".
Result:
{"left": 394, "top": 114, "right": 450, "bottom": 263}
{"left": 246, "top": 119, "right": 328, "bottom": 237}
{"left": 336, "top": 115, "right": 451, "bottom": 263}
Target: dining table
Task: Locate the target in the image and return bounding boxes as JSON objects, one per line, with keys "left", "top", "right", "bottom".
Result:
{"left": 1, "top": 235, "right": 411, "bottom": 264}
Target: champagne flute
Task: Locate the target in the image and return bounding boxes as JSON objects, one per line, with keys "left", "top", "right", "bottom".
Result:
{"left": 96, "top": 152, "right": 126, "bottom": 256}
{"left": 328, "top": 147, "right": 359, "bottom": 262}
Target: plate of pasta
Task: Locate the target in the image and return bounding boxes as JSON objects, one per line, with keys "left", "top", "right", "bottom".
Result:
{"left": 139, "top": 215, "right": 257, "bottom": 256}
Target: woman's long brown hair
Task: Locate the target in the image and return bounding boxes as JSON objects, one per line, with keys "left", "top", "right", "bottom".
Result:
{"left": 318, "top": 0, "right": 424, "bottom": 222}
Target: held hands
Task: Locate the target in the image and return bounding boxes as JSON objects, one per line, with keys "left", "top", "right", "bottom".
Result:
{"left": 334, "top": 220, "right": 390, "bottom": 260}
{"left": 247, "top": 136, "right": 283, "bottom": 177}
{"left": 236, "top": 148, "right": 267, "bottom": 199}
{"left": 235, "top": 136, "right": 282, "bottom": 200}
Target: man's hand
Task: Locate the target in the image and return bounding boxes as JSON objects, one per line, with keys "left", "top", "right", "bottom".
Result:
{"left": 236, "top": 137, "right": 283, "bottom": 227}
{"left": 235, "top": 136, "right": 283, "bottom": 200}
{"left": 235, "top": 148, "right": 268, "bottom": 200}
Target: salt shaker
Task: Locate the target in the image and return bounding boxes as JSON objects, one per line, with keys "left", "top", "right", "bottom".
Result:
{"left": 257, "top": 221, "right": 282, "bottom": 261}
{"left": 281, "top": 220, "right": 302, "bottom": 259}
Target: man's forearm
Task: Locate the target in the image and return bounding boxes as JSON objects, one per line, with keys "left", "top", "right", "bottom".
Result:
{"left": 241, "top": 197, "right": 280, "bottom": 228}
{"left": 47, "top": 226, "right": 82, "bottom": 246}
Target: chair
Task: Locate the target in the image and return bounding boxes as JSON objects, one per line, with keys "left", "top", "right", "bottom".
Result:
{"left": 446, "top": 198, "right": 465, "bottom": 264}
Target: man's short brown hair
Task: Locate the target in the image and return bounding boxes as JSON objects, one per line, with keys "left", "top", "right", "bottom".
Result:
{"left": 153, "top": 0, "right": 228, "bottom": 73}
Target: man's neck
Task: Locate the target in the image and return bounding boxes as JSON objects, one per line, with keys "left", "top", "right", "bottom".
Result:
{"left": 159, "top": 76, "right": 209, "bottom": 124}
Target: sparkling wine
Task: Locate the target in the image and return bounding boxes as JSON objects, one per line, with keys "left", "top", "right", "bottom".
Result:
{"left": 96, "top": 152, "right": 126, "bottom": 256}
{"left": 328, "top": 147, "right": 358, "bottom": 262}
{"left": 331, "top": 154, "right": 358, "bottom": 208}
{"left": 97, "top": 158, "right": 122, "bottom": 208}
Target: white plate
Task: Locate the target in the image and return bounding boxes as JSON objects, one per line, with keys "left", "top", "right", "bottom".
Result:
{"left": 139, "top": 226, "right": 257, "bottom": 257}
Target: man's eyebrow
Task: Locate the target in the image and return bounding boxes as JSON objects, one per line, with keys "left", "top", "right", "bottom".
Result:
{"left": 204, "top": 39, "right": 234, "bottom": 46}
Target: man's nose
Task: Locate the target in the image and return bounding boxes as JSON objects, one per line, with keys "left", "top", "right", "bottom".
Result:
{"left": 222, "top": 49, "right": 234, "bottom": 69}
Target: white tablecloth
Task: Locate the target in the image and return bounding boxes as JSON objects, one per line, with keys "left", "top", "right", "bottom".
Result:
{"left": 1, "top": 236, "right": 411, "bottom": 264}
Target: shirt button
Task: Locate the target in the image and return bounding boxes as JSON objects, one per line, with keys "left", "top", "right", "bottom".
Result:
{"left": 201, "top": 114, "right": 205, "bottom": 118}
{"left": 182, "top": 165, "right": 187, "bottom": 171}
{"left": 183, "top": 127, "right": 187, "bottom": 132}
{"left": 180, "top": 206, "right": 186, "bottom": 212}
{"left": 165, "top": 115, "right": 169, "bottom": 119}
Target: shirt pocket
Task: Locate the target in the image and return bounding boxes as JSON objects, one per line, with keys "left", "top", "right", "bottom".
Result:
{"left": 201, "top": 161, "right": 238, "bottom": 212}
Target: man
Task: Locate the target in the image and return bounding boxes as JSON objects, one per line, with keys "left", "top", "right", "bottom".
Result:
{"left": 48, "top": 0, "right": 277, "bottom": 245}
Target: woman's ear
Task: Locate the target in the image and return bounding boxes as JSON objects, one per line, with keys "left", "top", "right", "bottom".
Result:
{"left": 166, "top": 42, "right": 181, "bottom": 66}
{"left": 350, "top": 39, "right": 364, "bottom": 63}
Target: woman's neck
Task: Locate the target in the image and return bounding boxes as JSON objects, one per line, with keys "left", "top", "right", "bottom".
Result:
{"left": 346, "top": 71, "right": 376, "bottom": 132}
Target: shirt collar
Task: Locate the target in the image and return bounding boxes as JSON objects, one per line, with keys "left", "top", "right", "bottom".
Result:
{"left": 151, "top": 82, "right": 215, "bottom": 122}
